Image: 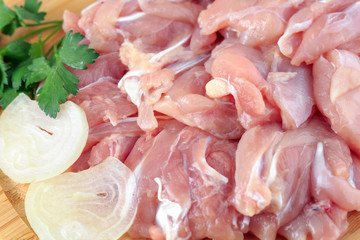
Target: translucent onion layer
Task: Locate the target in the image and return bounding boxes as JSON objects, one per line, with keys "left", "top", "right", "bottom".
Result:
{"left": 25, "top": 157, "right": 137, "bottom": 240}
{"left": 0, "top": 94, "right": 88, "bottom": 183}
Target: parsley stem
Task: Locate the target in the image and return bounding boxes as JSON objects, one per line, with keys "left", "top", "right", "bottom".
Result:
{"left": 45, "top": 35, "right": 64, "bottom": 58}
{"left": 16, "top": 24, "right": 60, "bottom": 41}
{"left": 43, "top": 25, "right": 62, "bottom": 44}
{"left": 24, "top": 20, "right": 63, "bottom": 27}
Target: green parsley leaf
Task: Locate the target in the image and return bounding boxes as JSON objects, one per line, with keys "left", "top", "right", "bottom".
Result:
{"left": 2, "top": 40, "right": 31, "bottom": 63}
{"left": 29, "top": 37, "right": 44, "bottom": 59}
{"left": 11, "top": 59, "right": 32, "bottom": 90}
{"left": 35, "top": 59, "right": 76, "bottom": 118}
{"left": 0, "top": 57, "right": 9, "bottom": 97}
{"left": 14, "top": 0, "right": 45, "bottom": 23}
{"left": 0, "top": 88, "right": 19, "bottom": 108}
{"left": 59, "top": 31, "right": 99, "bottom": 69}
{"left": 0, "top": 0, "right": 98, "bottom": 117}
{"left": 0, "top": 0, "right": 16, "bottom": 31}
{"left": 26, "top": 31, "right": 98, "bottom": 117}
{"left": 25, "top": 56, "right": 49, "bottom": 86}
{"left": 1, "top": 17, "right": 20, "bottom": 36}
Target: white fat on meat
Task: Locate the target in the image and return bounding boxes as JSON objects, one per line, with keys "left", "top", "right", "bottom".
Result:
{"left": 117, "top": 12, "right": 146, "bottom": 22}
{"left": 81, "top": 0, "right": 100, "bottom": 15}
{"left": 154, "top": 178, "right": 191, "bottom": 240}
{"left": 118, "top": 70, "right": 146, "bottom": 107}
{"left": 168, "top": 54, "right": 210, "bottom": 75}
{"left": 348, "top": 165, "right": 357, "bottom": 188}
{"left": 312, "top": 142, "right": 360, "bottom": 211}
{"left": 149, "top": 33, "right": 191, "bottom": 64}
{"left": 192, "top": 137, "right": 229, "bottom": 186}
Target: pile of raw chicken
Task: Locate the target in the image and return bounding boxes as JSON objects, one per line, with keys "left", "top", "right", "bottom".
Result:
{"left": 62, "top": 0, "right": 360, "bottom": 239}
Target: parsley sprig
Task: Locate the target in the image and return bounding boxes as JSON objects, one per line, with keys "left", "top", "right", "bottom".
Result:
{"left": 0, "top": 0, "right": 99, "bottom": 118}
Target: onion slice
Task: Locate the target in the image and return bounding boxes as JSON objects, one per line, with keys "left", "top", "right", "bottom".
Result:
{"left": 25, "top": 157, "right": 137, "bottom": 240}
{"left": 0, "top": 93, "right": 88, "bottom": 183}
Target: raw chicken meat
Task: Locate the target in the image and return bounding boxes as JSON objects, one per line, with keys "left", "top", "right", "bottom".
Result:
{"left": 204, "top": 39, "right": 281, "bottom": 129}
{"left": 88, "top": 134, "right": 139, "bottom": 167}
{"left": 85, "top": 118, "right": 143, "bottom": 152}
{"left": 78, "top": 0, "right": 125, "bottom": 52}
{"left": 198, "top": 0, "right": 300, "bottom": 47}
{"left": 116, "top": 1, "right": 215, "bottom": 132}
{"left": 68, "top": 80, "right": 137, "bottom": 128}
{"left": 154, "top": 66, "right": 244, "bottom": 139}
{"left": 137, "top": 0, "right": 204, "bottom": 24}
{"left": 263, "top": 45, "right": 314, "bottom": 129}
{"left": 125, "top": 121, "right": 244, "bottom": 240}
{"left": 278, "top": 202, "right": 348, "bottom": 240}
{"left": 51, "top": 0, "right": 360, "bottom": 239}
{"left": 285, "top": 1, "right": 360, "bottom": 65}
{"left": 313, "top": 49, "right": 360, "bottom": 156}
{"left": 232, "top": 116, "right": 356, "bottom": 239}
{"left": 69, "top": 118, "right": 143, "bottom": 172}
{"left": 62, "top": 10, "right": 83, "bottom": 34}
{"left": 278, "top": 0, "right": 356, "bottom": 59}
{"left": 68, "top": 52, "right": 127, "bottom": 88}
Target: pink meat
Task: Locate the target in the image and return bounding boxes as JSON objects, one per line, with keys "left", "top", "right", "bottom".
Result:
{"left": 69, "top": 52, "right": 127, "bottom": 88}
{"left": 351, "top": 154, "right": 360, "bottom": 189}
{"left": 232, "top": 123, "right": 283, "bottom": 217}
{"left": 174, "top": 128, "right": 244, "bottom": 240}
{"left": 278, "top": 0, "right": 356, "bottom": 59}
{"left": 88, "top": 134, "right": 139, "bottom": 167}
{"left": 78, "top": 0, "right": 124, "bottom": 52}
{"left": 125, "top": 121, "right": 245, "bottom": 240}
{"left": 311, "top": 141, "right": 360, "bottom": 211}
{"left": 138, "top": 69, "right": 175, "bottom": 131}
{"left": 278, "top": 202, "right": 348, "bottom": 240}
{"left": 154, "top": 66, "right": 244, "bottom": 139}
{"left": 85, "top": 118, "right": 143, "bottom": 152}
{"left": 68, "top": 117, "right": 143, "bottom": 172}
{"left": 67, "top": 150, "right": 91, "bottom": 172}
{"left": 190, "top": 25, "right": 217, "bottom": 55}
{"left": 137, "top": 0, "right": 204, "bottom": 24}
{"left": 198, "top": 0, "right": 298, "bottom": 47}
{"left": 313, "top": 49, "right": 360, "bottom": 156}
{"left": 291, "top": 2, "right": 360, "bottom": 65}
{"left": 125, "top": 121, "right": 189, "bottom": 239}
{"left": 249, "top": 213, "right": 278, "bottom": 240}
{"left": 68, "top": 80, "right": 137, "bottom": 128}
{"left": 62, "top": 10, "right": 83, "bottom": 34}
{"left": 205, "top": 41, "right": 280, "bottom": 129}
{"left": 264, "top": 46, "right": 314, "bottom": 129}
{"left": 117, "top": 14, "right": 193, "bottom": 55}
{"left": 232, "top": 116, "right": 353, "bottom": 221}
{"left": 338, "top": 36, "right": 360, "bottom": 54}
{"left": 206, "top": 38, "right": 269, "bottom": 78}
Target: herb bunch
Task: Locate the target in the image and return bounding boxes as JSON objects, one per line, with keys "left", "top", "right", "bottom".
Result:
{"left": 0, "top": 0, "right": 99, "bottom": 118}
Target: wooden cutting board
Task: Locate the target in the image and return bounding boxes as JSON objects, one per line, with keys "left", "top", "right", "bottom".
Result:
{"left": 1, "top": 0, "right": 360, "bottom": 240}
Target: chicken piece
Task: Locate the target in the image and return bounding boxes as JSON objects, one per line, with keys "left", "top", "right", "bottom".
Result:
{"left": 290, "top": 2, "right": 360, "bottom": 65}
{"left": 313, "top": 49, "right": 360, "bottom": 156}
{"left": 137, "top": 0, "right": 204, "bottom": 24}
{"left": 198, "top": 0, "right": 300, "bottom": 46}
{"left": 68, "top": 80, "right": 137, "bottom": 128}
{"left": 88, "top": 134, "right": 139, "bottom": 167}
{"left": 278, "top": 0, "right": 356, "bottom": 59}
{"left": 125, "top": 121, "right": 244, "bottom": 240}
{"left": 78, "top": 0, "right": 125, "bottom": 52}
{"left": 278, "top": 202, "right": 348, "bottom": 240}
{"left": 154, "top": 66, "right": 244, "bottom": 139}
{"left": 205, "top": 40, "right": 280, "bottom": 129}
{"left": 68, "top": 52, "right": 127, "bottom": 88}
{"left": 263, "top": 46, "right": 314, "bottom": 129}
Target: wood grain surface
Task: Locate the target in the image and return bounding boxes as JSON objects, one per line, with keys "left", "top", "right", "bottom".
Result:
{"left": 1, "top": 1, "right": 360, "bottom": 240}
